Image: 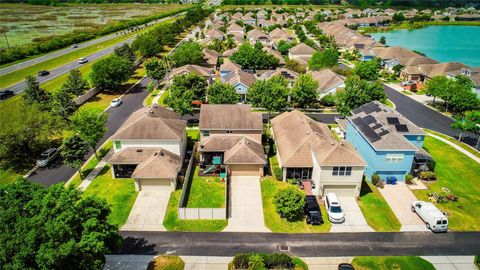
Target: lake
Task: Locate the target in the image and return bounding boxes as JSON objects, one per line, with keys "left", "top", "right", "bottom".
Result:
{"left": 370, "top": 26, "right": 480, "bottom": 67}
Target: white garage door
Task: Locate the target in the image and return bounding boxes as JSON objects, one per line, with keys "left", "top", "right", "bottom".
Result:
{"left": 230, "top": 165, "right": 263, "bottom": 176}
{"left": 322, "top": 185, "right": 357, "bottom": 198}
{"left": 138, "top": 178, "right": 171, "bottom": 191}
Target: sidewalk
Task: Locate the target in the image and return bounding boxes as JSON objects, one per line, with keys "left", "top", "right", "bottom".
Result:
{"left": 77, "top": 150, "right": 113, "bottom": 191}
{"left": 426, "top": 132, "right": 480, "bottom": 164}
{"left": 180, "top": 256, "right": 232, "bottom": 270}
{"left": 422, "top": 255, "right": 476, "bottom": 270}
{"left": 302, "top": 257, "right": 353, "bottom": 270}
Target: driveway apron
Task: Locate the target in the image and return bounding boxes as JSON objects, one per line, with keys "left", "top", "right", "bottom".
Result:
{"left": 329, "top": 197, "right": 374, "bottom": 232}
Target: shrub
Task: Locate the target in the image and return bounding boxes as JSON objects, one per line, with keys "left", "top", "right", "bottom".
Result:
{"left": 287, "top": 178, "right": 298, "bottom": 185}
{"left": 274, "top": 167, "right": 283, "bottom": 181}
{"left": 371, "top": 174, "right": 381, "bottom": 185}
{"left": 320, "top": 94, "right": 336, "bottom": 107}
{"left": 405, "top": 174, "right": 414, "bottom": 184}
{"left": 233, "top": 253, "right": 250, "bottom": 269}
{"left": 419, "top": 171, "right": 437, "bottom": 181}
{"left": 274, "top": 187, "right": 305, "bottom": 221}
{"left": 263, "top": 253, "right": 292, "bottom": 269}
{"left": 248, "top": 254, "right": 266, "bottom": 270}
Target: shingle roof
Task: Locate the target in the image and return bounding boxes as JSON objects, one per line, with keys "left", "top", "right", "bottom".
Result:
{"left": 373, "top": 46, "right": 420, "bottom": 60}
{"left": 219, "top": 59, "right": 241, "bottom": 72}
{"left": 419, "top": 62, "right": 469, "bottom": 78}
{"left": 227, "top": 23, "right": 244, "bottom": 33}
{"left": 206, "top": 28, "right": 225, "bottom": 39}
{"left": 199, "top": 136, "right": 265, "bottom": 165}
{"left": 111, "top": 105, "right": 186, "bottom": 141}
{"left": 271, "top": 110, "right": 364, "bottom": 167}
{"left": 223, "top": 70, "right": 256, "bottom": 87}
{"left": 289, "top": 43, "right": 316, "bottom": 56}
{"left": 259, "top": 67, "right": 298, "bottom": 81}
{"left": 168, "top": 65, "right": 213, "bottom": 80}
{"left": 203, "top": 49, "right": 219, "bottom": 66}
{"left": 247, "top": 28, "right": 268, "bottom": 39}
{"left": 199, "top": 104, "right": 263, "bottom": 130}
{"left": 310, "top": 69, "right": 345, "bottom": 94}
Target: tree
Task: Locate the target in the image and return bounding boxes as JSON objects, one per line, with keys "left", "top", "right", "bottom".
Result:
{"left": 449, "top": 85, "right": 479, "bottom": 114}
{"left": 171, "top": 72, "right": 208, "bottom": 102}
{"left": 131, "top": 34, "right": 163, "bottom": 58}
{"left": 392, "top": 64, "right": 404, "bottom": 76}
{"left": 52, "top": 88, "right": 77, "bottom": 120}
{"left": 90, "top": 55, "right": 133, "bottom": 90}
{"left": 144, "top": 57, "right": 172, "bottom": 82}
{"left": 61, "top": 134, "right": 89, "bottom": 179}
{"left": 70, "top": 109, "right": 108, "bottom": 158}
{"left": 336, "top": 76, "right": 387, "bottom": 116}
{"left": 392, "top": 12, "right": 405, "bottom": 22}
{"left": 23, "top": 75, "right": 52, "bottom": 110}
{"left": 273, "top": 186, "right": 305, "bottom": 221}
{"left": 277, "top": 40, "right": 293, "bottom": 55}
{"left": 114, "top": 43, "right": 136, "bottom": 63}
{"left": 230, "top": 42, "right": 279, "bottom": 70}
{"left": 0, "top": 101, "right": 62, "bottom": 168}
{"left": 249, "top": 75, "right": 289, "bottom": 122}
{"left": 285, "top": 58, "right": 306, "bottom": 74}
{"left": 379, "top": 36, "right": 386, "bottom": 45}
{"left": 170, "top": 41, "right": 204, "bottom": 67}
{"left": 61, "top": 69, "right": 90, "bottom": 97}
{"left": 165, "top": 87, "right": 194, "bottom": 116}
{"left": 0, "top": 180, "right": 122, "bottom": 269}
{"left": 451, "top": 111, "right": 480, "bottom": 143}
{"left": 308, "top": 48, "right": 340, "bottom": 70}
{"left": 352, "top": 59, "right": 381, "bottom": 81}
{"left": 291, "top": 74, "right": 319, "bottom": 109}
{"left": 425, "top": 76, "right": 449, "bottom": 104}
{"left": 207, "top": 81, "right": 239, "bottom": 104}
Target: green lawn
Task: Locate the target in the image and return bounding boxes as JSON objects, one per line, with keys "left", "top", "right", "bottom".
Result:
{"left": 401, "top": 90, "right": 412, "bottom": 95}
{"left": 357, "top": 180, "right": 401, "bottom": 232}
{"left": 186, "top": 168, "right": 226, "bottom": 208}
{"left": 186, "top": 129, "right": 200, "bottom": 141}
{"left": 261, "top": 178, "right": 331, "bottom": 233}
{"left": 82, "top": 165, "right": 138, "bottom": 226}
{"left": 144, "top": 88, "right": 161, "bottom": 106}
{"left": 158, "top": 89, "right": 169, "bottom": 106}
{"left": 0, "top": 167, "right": 23, "bottom": 185}
{"left": 385, "top": 99, "right": 395, "bottom": 108}
{"left": 352, "top": 256, "right": 435, "bottom": 270}
{"left": 148, "top": 255, "right": 185, "bottom": 270}
{"left": 412, "top": 136, "right": 480, "bottom": 231}
{"left": 163, "top": 189, "right": 228, "bottom": 232}
{"left": 424, "top": 129, "right": 480, "bottom": 159}
{"left": 66, "top": 140, "right": 113, "bottom": 189}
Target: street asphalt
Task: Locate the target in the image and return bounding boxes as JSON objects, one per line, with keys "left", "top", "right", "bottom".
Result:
{"left": 118, "top": 231, "right": 480, "bottom": 257}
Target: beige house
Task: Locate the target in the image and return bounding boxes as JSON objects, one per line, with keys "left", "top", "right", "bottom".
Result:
{"left": 400, "top": 62, "right": 469, "bottom": 83}
{"left": 271, "top": 110, "right": 365, "bottom": 197}
{"left": 109, "top": 105, "right": 187, "bottom": 191}
{"left": 198, "top": 104, "right": 265, "bottom": 176}
{"left": 269, "top": 28, "right": 295, "bottom": 44}
{"left": 167, "top": 65, "right": 214, "bottom": 84}
{"left": 288, "top": 43, "right": 316, "bottom": 66}
{"left": 310, "top": 69, "right": 345, "bottom": 97}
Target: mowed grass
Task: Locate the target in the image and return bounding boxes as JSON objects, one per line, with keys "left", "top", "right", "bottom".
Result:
{"left": 148, "top": 255, "right": 185, "bottom": 270}
{"left": 0, "top": 167, "right": 23, "bottom": 185}
{"left": 163, "top": 189, "right": 228, "bottom": 232}
{"left": 82, "top": 165, "right": 138, "bottom": 226}
{"left": 144, "top": 87, "right": 161, "bottom": 106}
{"left": 352, "top": 256, "right": 435, "bottom": 270}
{"left": 261, "top": 178, "right": 331, "bottom": 233}
{"left": 186, "top": 168, "right": 226, "bottom": 208}
{"left": 357, "top": 180, "right": 401, "bottom": 232}
{"left": 424, "top": 129, "right": 480, "bottom": 159}
{"left": 413, "top": 136, "right": 480, "bottom": 231}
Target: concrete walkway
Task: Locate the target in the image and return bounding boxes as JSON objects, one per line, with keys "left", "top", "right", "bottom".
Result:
{"left": 302, "top": 257, "right": 354, "bottom": 270}
{"left": 77, "top": 150, "right": 113, "bottom": 191}
{"left": 422, "top": 255, "right": 476, "bottom": 270}
{"left": 427, "top": 133, "right": 480, "bottom": 164}
{"left": 180, "top": 256, "right": 232, "bottom": 270}
{"left": 330, "top": 197, "right": 374, "bottom": 233}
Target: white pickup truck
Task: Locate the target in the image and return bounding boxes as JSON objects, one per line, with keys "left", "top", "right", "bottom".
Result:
{"left": 411, "top": 201, "right": 448, "bottom": 232}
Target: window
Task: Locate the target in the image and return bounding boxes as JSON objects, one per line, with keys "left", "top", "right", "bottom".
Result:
{"left": 385, "top": 154, "right": 404, "bottom": 163}
{"left": 115, "top": 141, "right": 121, "bottom": 149}
{"left": 332, "top": 167, "right": 352, "bottom": 176}
{"left": 202, "top": 130, "right": 210, "bottom": 137}
{"left": 226, "top": 130, "right": 234, "bottom": 134}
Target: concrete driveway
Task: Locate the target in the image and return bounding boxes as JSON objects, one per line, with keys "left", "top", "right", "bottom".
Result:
{"left": 329, "top": 197, "right": 374, "bottom": 232}
{"left": 378, "top": 182, "right": 429, "bottom": 232}
{"left": 121, "top": 187, "right": 171, "bottom": 231}
{"left": 223, "top": 176, "right": 269, "bottom": 232}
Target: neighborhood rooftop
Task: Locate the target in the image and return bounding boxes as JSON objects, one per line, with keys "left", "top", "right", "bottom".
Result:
{"left": 199, "top": 104, "right": 263, "bottom": 130}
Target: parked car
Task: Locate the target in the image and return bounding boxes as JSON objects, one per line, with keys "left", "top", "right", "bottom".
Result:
{"left": 36, "top": 148, "right": 59, "bottom": 167}
{"left": 411, "top": 201, "right": 448, "bottom": 232}
{"left": 324, "top": 193, "right": 345, "bottom": 223}
{"left": 78, "top": 57, "right": 88, "bottom": 64}
{"left": 0, "top": 90, "right": 14, "bottom": 100}
{"left": 71, "top": 44, "right": 78, "bottom": 48}
{"left": 38, "top": 70, "right": 50, "bottom": 76}
{"left": 110, "top": 98, "right": 123, "bottom": 108}
{"left": 305, "top": 195, "right": 323, "bottom": 225}
{"left": 401, "top": 80, "right": 415, "bottom": 86}
{"left": 338, "top": 263, "right": 355, "bottom": 270}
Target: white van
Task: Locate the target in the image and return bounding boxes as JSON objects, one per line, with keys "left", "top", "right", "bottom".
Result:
{"left": 324, "top": 193, "right": 345, "bottom": 223}
{"left": 411, "top": 201, "right": 448, "bottom": 232}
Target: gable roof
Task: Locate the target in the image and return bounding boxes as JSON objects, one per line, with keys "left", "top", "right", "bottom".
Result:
{"left": 223, "top": 137, "right": 265, "bottom": 164}
{"left": 419, "top": 62, "right": 469, "bottom": 78}
{"left": 289, "top": 43, "right": 316, "bottom": 56}
{"left": 206, "top": 28, "right": 225, "bottom": 39}
{"left": 223, "top": 70, "right": 256, "bottom": 87}
{"left": 168, "top": 65, "right": 213, "bottom": 80}
{"left": 263, "top": 47, "right": 286, "bottom": 65}
{"left": 199, "top": 104, "right": 263, "bottom": 130}
{"left": 310, "top": 69, "right": 345, "bottom": 94}
{"left": 259, "top": 67, "right": 298, "bottom": 81}
{"left": 219, "top": 59, "right": 241, "bottom": 72}
{"left": 373, "top": 46, "right": 420, "bottom": 60}
{"left": 271, "top": 110, "right": 364, "bottom": 167}
{"left": 203, "top": 49, "right": 219, "bottom": 66}
{"left": 247, "top": 28, "right": 268, "bottom": 39}
{"left": 227, "top": 23, "right": 244, "bottom": 33}
{"left": 111, "top": 105, "right": 186, "bottom": 141}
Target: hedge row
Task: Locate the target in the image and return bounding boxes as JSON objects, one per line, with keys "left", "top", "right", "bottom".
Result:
{"left": 232, "top": 253, "right": 293, "bottom": 269}
{"left": 0, "top": 6, "right": 192, "bottom": 65}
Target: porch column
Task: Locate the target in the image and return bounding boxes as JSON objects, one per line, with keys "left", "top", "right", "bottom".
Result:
{"left": 282, "top": 167, "right": 287, "bottom": 182}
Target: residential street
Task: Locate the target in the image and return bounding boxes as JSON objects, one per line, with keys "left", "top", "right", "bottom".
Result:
{"left": 118, "top": 231, "right": 480, "bottom": 257}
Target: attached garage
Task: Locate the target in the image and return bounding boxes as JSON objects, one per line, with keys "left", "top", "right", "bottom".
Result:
{"left": 136, "top": 178, "right": 175, "bottom": 191}
{"left": 229, "top": 164, "right": 264, "bottom": 176}
{"left": 322, "top": 184, "right": 358, "bottom": 198}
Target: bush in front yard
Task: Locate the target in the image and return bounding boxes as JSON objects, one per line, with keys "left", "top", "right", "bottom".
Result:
{"left": 371, "top": 174, "right": 381, "bottom": 185}
{"left": 233, "top": 253, "right": 250, "bottom": 269}
{"left": 405, "top": 174, "right": 414, "bottom": 184}
{"left": 232, "top": 253, "right": 294, "bottom": 270}
{"left": 274, "top": 186, "right": 305, "bottom": 221}
{"left": 419, "top": 171, "right": 436, "bottom": 181}
{"left": 320, "top": 94, "right": 336, "bottom": 107}
{"left": 274, "top": 167, "right": 283, "bottom": 181}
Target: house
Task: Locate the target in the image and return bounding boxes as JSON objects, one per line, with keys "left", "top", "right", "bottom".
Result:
{"left": 203, "top": 49, "right": 220, "bottom": 69}
{"left": 227, "top": 23, "right": 244, "bottom": 38}
{"left": 400, "top": 62, "right": 469, "bottom": 83}
{"left": 384, "top": 56, "right": 437, "bottom": 73}
{"left": 219, "top": 59, "right": 242, "bottom": 78}
{"left": 269, "top": 28, "right": 295, "bottom": 44}
{"left": 345, "top": 101, "right": 425, "bottom": 182}
{"left": 221, "top": 69, "right": 256, "bottom": 101}
{"left": 242, "top": 13, "right": 256, "bottom": 25}
{"left": 167, "top": 65, "right": 214, "bottom": 84}
{"left": 247, "top": 28, "right": 271, "bottom": 46}
{"left": 373, "top": 46, "right": 421, "bottom": 65}
{"left": 288, "top": 43, "right": 316, "bottom": 66}
{"left": 271, "top": 110, "right": 365, "bottom": 197}
{"left": 198, "top": 104, "right": 265, "bottom": 176}
{"left": 310, "top": 69, "right": 345, "bottom": 97}
{"left": 109, "top": 105, "right": 187, "bottom": 191}
{"left": 205, "top": 28, "right": 225, "bottom": 41}
{"left": 447, "top": 67, "right": 480, "bottom": 97}
{"left": 264, "top": 46, "right": 286, "bottom": 66}
{"left": 231, "top": 12, "right": 243, "bottom": 21}
{"left": 259, "top": 67, "right": 298, "bottom": 87}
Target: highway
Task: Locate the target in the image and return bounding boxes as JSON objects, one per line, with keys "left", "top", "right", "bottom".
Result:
{"left": 0, "top": 12, "right": 185, "bottom": 94}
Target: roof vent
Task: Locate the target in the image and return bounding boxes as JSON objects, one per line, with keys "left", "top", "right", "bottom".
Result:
{"left": 160, "top": 152, "right": 165, "bottom": 156}
{"left": 136, "top": 149, "right": 143, "bottom": 153}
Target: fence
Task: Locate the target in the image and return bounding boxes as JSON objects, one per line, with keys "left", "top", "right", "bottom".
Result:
{"left": 177, "top": 142, "right": 228, "bottom": 220}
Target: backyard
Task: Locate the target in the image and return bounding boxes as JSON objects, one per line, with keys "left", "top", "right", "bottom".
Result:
{"left": 412, "top": 136, "right": 480, "bottom": 231}
{"left": 352, "top": 256, "right": 435, "bottom": 270}
{"left": 260, "top": 178, "right": 331, "bottom": 233}
{"left": 357, "top": 180, "right": 401, "bottom": 232}
{"left": 186, "top": 167, "right": 226, "bottom": 208}
{"left": 82, "top": 165, "right": 138, "bottom": 227}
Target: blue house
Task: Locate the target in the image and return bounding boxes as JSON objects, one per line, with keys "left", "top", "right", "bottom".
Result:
{"left": 221, "top": 69, "right": 256, "bottom": 102}
{"left": 345, "top": 101, "right": 425, "bottom": 182}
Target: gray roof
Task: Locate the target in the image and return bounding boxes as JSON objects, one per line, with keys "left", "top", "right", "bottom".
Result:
{"left": 348, "top": 101, "right": 423, "bottom": 151}
{"left": 199, "top": 104, "right": 263, "bottom": 130}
